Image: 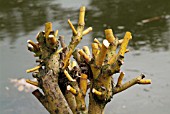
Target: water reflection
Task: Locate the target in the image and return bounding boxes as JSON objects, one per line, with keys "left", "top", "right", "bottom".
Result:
{"left": 0, "top": 0, "right": 170, "bottom": 51}
{"left": 0, "top": 0, "right": 49, "bottom": 40}
{"left": 86, "top": 0, "right": 170, "bottom": 51}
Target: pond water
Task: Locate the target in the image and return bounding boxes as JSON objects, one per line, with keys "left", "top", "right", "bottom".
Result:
{"left": 0, "top": 0, "right": 170, "bottom": 114}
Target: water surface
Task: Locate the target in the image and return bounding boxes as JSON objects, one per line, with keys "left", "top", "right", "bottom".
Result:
{"left": 0, "top": 0, "right": 170, "bottom": 114}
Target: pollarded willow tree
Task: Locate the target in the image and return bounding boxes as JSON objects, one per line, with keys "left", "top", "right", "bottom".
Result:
{"left": 25, "top": 6, "right": 151, "bottom": 114}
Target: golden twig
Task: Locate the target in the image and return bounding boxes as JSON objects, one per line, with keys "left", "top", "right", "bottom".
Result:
{"left": 62, "top": 6, "right": 86, "bottom": 69}
{"left": 80, "top": 73, "right": 88, "bottom": 95}
{"left": 26, "top": 65, "right": 41, "bottom": 73}
{"left": 138, "top": 79, "right": 151, "bottom": 84}
{"left": 64, "top": 70, "right": 76, "bottom": 82}
{"left": 118, "top": 39, "right": 123, "bottom": 45}
{"left": 105, "top": 29, "right": 116, "bottom": 43}
{"left": 118, "top": 32, "right": 132, "bottom": 57}
{"left": 116, "top": 72, "right": 125, "bottom": 87}
{"left": 68, "top": 19, "right": 77, "bottom": 35}
{"left": 26, "top": 79, "right": 38, "bottom": 87}
{"left": 54, "top": 48, "right": 63, "bottom": 55}
{"left": 96, "top": 39, "right": 110, "bottom": 66}
{"left": 92, "top": 88, "right": 102, "bottom": 96}
{"left": 82, "top": 27, "right": 93, "bottom": 36}
{"left": 78, "top": 6, "right": 85, "bottom": 25}
{"left": 83, "top": 46, "right": 91, "bottom": 57}
{"left": 78, "top": 49, "right": 91, "bottom": 62}
{"left": 27, "top": 40, "right": 39, "bottom": 51}
{"left": 67, "top": 85, "right": 77, "bottom": 95}
{"left": 47, "top": 34, "right": 57, "bottom": 46}
{"left": 94, "top": 38, "right": 102, "bottom": 49}
{"left": 91, "top": 43, "right": 99, "bottom": 58}
{"left": 59, "top": 36, "right": 66, "bottom": 48}
{"left": 113, "top": 74, "right": 151, "bottom": 94}
{"left": 45, "top": 22, "right": 52, "bottom": 38}
{"left": 54, "top": 30, "right": 58, "bottom": 37}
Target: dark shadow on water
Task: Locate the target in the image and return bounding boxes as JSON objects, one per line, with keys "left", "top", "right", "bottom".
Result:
{"left": 0, "top": 0, "right": 170, "bottom": 51}
{"left": 0, "top": 0, "right": 77, "bottom": 44}
{"left": 86, "top": 0, "right": 170, "bottom": 51}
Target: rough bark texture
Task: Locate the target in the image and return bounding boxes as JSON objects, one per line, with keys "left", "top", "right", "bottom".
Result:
{"left": 26, "top": 6, "right": 151, "bottom": 114}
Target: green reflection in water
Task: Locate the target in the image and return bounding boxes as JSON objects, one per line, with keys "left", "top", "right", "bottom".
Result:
{"left": 86, "top": 0, "right": 170, "bottom": 51}
{"left": 0, "top": 0, "right": 170, "bottom": 51}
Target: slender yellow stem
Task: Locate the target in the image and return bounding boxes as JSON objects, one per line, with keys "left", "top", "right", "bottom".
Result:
{"left": 113, "top": 75, "right": 151, "bottom": 94}
{"left": 91, "top": 43, "right": 99, "bottom": 58}
{"left": 83, "top": 46, "right": 91, "bottom": 57}
{"left": 47, "top": 34, "right": 57, "bottom": 46}
{"left": 67, "top": 85, "right": 77, "bottom": 95}
{"left": 118, "top": 32, "right": 132, "bottom": 56}
{"left": 80, "top": 73, "right": 88, "bottom": 95}
{"left": 96, "top": 39, "right": 110, "bottom": 67}
{"left": 82, "top": 27, "right": 93, "bottom": 36}
{"left": 26, "top": 65, "right": 41, "bottom": 73}
{"left": 138, "top": 79, "right": 151, "bottom": 84}
{"left": 92, "top": 88, "right": 102, "bottom": 96}
{"left": 68, "top": 19, "right": 77, "bottom": 35}
{"left": 62, "top": 6, "right": 86, "bottom": 69}
{"left": 45, "top": 22, "right": 52, "bottom": 38}
{"left": 54, "top": 30, "right": 58, "bottom": 37}
{"left": 116, "top": 72, "right": 125, "bottom": 87}
{"left": 64, "top": 70, "right": 76, "bottom": 82}
{"left": 94, "top": 38, "right": 102, "bottom": 49}
{"left": 105, "top": 29, "right": 116, "bottom": 43}
{"left": 27, "top": 40, "right": 39, "bottom": 51}
{"left": 78, "top": 6, "right": 85, "bottom": 25}
{"left": 54, "top": 48, "right": 63, "bottom": 55}
{"left": 26, "top": 79, "right": 38, "bottom": 87}
{"left": 118, "top": 39, "right": 123, "bottom": 45}
{"left": 78, "top": 49, "right": 91, "bottom": 62}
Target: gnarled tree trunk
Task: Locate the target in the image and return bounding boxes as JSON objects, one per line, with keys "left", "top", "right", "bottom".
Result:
{"left": 25, "top": 6, "right": 151, "bottom": 114}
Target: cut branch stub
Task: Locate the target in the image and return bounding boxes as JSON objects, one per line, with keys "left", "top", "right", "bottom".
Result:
{"left": 95, "top": 39, "right": 110, "bottom": 67}
{"left": 118, "top": 31, "right": 132, "bottom": 57}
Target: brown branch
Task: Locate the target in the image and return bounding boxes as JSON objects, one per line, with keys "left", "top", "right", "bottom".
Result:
{"left": 59, "top": 35, "right": 66, "bottom": 48}
{"left": 27, "top": 40, "right": 39, "bottom": 51}
{"left": 32, "top": 89, "right": 49, "bottom": 112}
{"left": 113, "top": 74, "right": 151, "bottom": 95}
{"left": 73, "top": 49, "right": 81, "bottom": 63}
